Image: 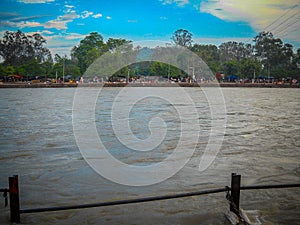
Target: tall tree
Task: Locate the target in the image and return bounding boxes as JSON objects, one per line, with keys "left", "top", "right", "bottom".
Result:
{"left": 0, "top": 30, "right": 52, "bottom": 66}
{"left": 239, "top": 58, "right": 262, "bottom": 79}
{"left": 105, "top": 38, "right": 132, "bottom": 52}
{"left": 292, "top": 48, "right": 300, "bottom": 70}
{"left": 219, "top": 41, "right": 253, "bottom": 62}
{"left": 221, "top": 60, "right": 239, "bottom": 76}
{"left": 191, "top": 44, "right": 220, "bottom": 72}
{"left": 53, "top": 54, "right": 80, "bottom": 79}
{"left": 71, "top": 32, "right": 105, "bottom": 74}
{"left": 171, "top": 29, "right": 193, "bottom": 48}
{"left": 254, "top": 32, "right": 293, "bottom": 76}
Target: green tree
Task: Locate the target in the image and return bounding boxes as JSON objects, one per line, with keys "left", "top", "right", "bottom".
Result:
{"left": 3, "top": 65, "right": 15, "bottom": 76}
{"left": 239, "top": 58, "right": 262, "bottom": 79}
{"left": 0, "top": 30, "right": 52, "bottom": 66}
{"left": 71, "top": 32, "right": 105, "bottom": 74}
{"left": 149, "top": 62, "right": 168, "bottom": 76}
{"left": 191, "top": 44, "right": 220, "bottom": 73}
{"left": 41, "top": 61, "right": 53, "bottom": 79}
{"left": 222, "top": 60, "right": 239, "bottom": 76}
{"left": 105, "top": 38, "right": 132, "bottom": 52}
{"left": 289, "top": 48, "right": 300, "bottom": 79}
{"left": 219, "top": 41, "right": 253, "bottom": 62}
{"left": 171, "top": 29, "right": 193, "bottom": 48}
{"left": 65, "top": 64, "right": 81, "bottom": 78}
{"left": 53, "top": 54, "right": 81, "bottom": 79}
{"left": 16, "top": 59, "right": 44, "bottom": 79}
{"left": 254, "top": 32, "right": 293, "bottom": 76}
{"left": 86, "top": 48, "right": 101, "bottom": 67}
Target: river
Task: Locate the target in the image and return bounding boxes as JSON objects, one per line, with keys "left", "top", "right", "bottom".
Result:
{"left": 0, "top": 87, "right": 299, "bottom": 224}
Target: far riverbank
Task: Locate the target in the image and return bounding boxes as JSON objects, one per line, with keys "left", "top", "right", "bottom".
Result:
{"left": 0, "top": 82, "right": 299, "bottom": 88}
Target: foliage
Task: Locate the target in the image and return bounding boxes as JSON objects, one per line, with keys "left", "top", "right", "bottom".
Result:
{"left": 219, "top": 41, "right": 253, "bottom": 62}
{"left": 0, "top": 29, "right": 299, "bottom": 81}
{"left": 0, "top": 30, "right": 52, "bottom": 66}
{"left": 71, "top": 32, "right": 105, "bottom": 74}
{"left": 191, "top": 44, "right": 220, "bottom": 73}
{"left": 105, "top": 38, "right": 132, "bottom": 52}
{"left": 254, "top": 32, "right": 293, "bottom": 71}
{"left": 52, "top": 54, "right": 81, "bottom": 79}
{"left": 239, "top": 58, "right": 262, "bottom": 78}
{"left": 221, "top": 60, "right": 239, "bottom": 76}
{"left": 171, "top": 29, "right": 193, "bottom": 47}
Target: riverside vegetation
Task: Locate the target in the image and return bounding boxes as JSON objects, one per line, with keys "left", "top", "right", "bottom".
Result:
{"left": 0, "top": 29, "right": 299, "bottom": 83}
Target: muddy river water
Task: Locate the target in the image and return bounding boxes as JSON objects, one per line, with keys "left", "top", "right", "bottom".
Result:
{"left": 0, "top": 87, "right": 299, "bottom": 224}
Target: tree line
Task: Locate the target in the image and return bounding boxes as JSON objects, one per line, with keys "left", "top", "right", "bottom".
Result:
{"left": 0, "top": 29, "right": 299, "bottom": 82}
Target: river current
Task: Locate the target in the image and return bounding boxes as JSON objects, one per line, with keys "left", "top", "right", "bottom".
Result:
{"left": 0, "top": 87, "right": 299, "bottom": 225}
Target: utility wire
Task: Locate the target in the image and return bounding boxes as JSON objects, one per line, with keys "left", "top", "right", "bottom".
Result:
{"left": 263, "top": 4, "right": 298, "bottom": 32}
{"left": 275, "top": 19, "right": 300, "bottom": 37}
{"left": 241, "top": 4, "right": 298, "bottom": 44}
{"left": 271, "top": 9, "right": 300, "bottom": 36}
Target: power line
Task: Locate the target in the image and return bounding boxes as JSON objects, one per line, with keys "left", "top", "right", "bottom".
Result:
{"left": 216, "top": 4, "right": 300, "bottom": 46}
{"left": 274, "top": 19, "right": 300, "bottom": 37}
{"left": 242, "top": 4, "right": 299, "bottom": 44}
{"left": 263, "top": 4, "right": 298, "bottom": 32}
{"left": 270, "top": 9, "right": 300, "bottom": 36}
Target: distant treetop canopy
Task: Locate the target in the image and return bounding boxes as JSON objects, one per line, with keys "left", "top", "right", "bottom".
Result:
{"left": 171, "top": 29, "right": 193, "bottom": 47}
{"left": 0, "top": 30, "right": 299, "bottom": 81}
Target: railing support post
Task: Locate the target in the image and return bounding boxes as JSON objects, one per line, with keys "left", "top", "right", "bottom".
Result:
{"left": 9, "top": 175, "right": 20, "bottom": 223}
{"left": 230, "top": 173, "right": 241, "bottom": 216}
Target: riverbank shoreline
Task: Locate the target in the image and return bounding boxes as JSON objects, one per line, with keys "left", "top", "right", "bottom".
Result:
{"left": 0, "top": 82, "right": 299, "bottom": 88}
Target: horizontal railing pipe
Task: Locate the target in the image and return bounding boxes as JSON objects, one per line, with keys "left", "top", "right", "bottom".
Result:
{"left": 20, "top": 187, "right": 228, "bottom": 214}
{"left": 241, "top": 183, "right": 300, "bottom": 190}
{"left": 17, "top": 183, "right": 300, "bottom": 214}
{"left": 3, "top": 174, "right": 299, "bottom": 224}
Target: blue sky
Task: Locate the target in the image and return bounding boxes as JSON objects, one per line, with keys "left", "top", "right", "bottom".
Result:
{"left": 0, "top": 0, "right": 299, "bottom": 56}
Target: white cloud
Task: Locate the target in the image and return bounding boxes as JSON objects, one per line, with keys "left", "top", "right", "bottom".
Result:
{"left": 41, "top": 33, "right": 61, "bottom": 41}
{"left": 42, "top": 30, "right": 54, "bottom": 34}
{"left": 15, "top": 4, "right": 79, "bottom": 30}
{"left": 200, "top": 0, "right": 299, "bottom": 31}
{"left": 1, "top": 20, "right": 42, "bottom": 28}
{"left": 44, "top": 12, "right": 80, "bottom": 30}
{"left": 65, "top": 9, "right": 76, "bottom": 14}
{"left": 48, "top": 47, "right": 72, "bottom": 57}
{"left": 61, "top": 13, "right": 79, "bottom": 20}
{"left": 81, "top": 10, "right": 93, "bottom": 19}
{"left": 160, "top": 0, "right": 189, "bottom": 6}
{"left": 128, "top": 20, "right": 138, "bottom": 23}
{"left": 64, "top": 4, "right": 76, "bottom": 13}
{"left": 160, "top": 0, "right": 300, "bottom": 44}
{"left": 65, "top": 4, "right": 74, "bottom": 8}
{"left": 17, "top": 0, "right": 54, "bottom": 3}
{"left": 44, "top": 20, "right": 67, "bottom": 29}
{"left": 64, "top": 33, "right": 86, "bottom": 40}
{"left": 10, "top": 15, "right": 50, "bottom": 22}
{"left": 18, "top": 21, "right": 42, "bottom": 28}
{"left": 194, "top": 37, "right": 253, "bottom": 46}
{"left": 25, "top": 31, "right": 42, "bottom": 35}
{"left": 42, "top": 32, "right": 87, "bottom": 57}
{"left": 93, "top": 13, "right": 103, "bottom": 18}
{"left": 160, "top": 16, "right": 168, "bottom": 20}
{"left": 0, "top": 21, "right": 18, "bottom": 27}
{"left": 200, "top": 0, "right": 300, "bottom": 43}
{"left": 106, "top": 16, "right": 112, "bottom": 20}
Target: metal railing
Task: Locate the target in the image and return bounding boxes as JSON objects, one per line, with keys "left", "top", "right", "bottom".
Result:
{"left": 1, "top": 174, "right": 299, "bottom": 224}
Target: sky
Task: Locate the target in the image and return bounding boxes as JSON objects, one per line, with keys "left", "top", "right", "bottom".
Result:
{"left": 0, "top": 0, "right": 299, "bottom": 56}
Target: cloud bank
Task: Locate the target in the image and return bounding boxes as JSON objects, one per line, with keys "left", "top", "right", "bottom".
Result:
{"left": 161, "top": 0, "right": 300, "bottom": 44}
{"left": 17, "top": 0, "right": 54, "bottom": 3}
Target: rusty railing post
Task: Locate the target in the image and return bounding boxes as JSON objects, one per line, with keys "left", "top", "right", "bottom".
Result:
{"left": 9, "top": 175, "right": 20, "bottom": 223}
{"left": 230, "top": 173, "right": 241, "bottom": 216}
